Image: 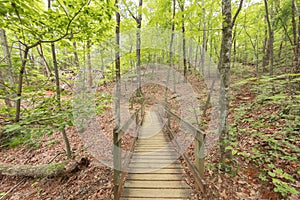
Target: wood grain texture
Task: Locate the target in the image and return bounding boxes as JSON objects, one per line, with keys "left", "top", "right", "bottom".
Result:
{"left": 120, "top": 111, "right": 191, "bottom": 199}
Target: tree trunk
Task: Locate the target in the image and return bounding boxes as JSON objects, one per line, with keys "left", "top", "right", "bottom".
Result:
{"left": 0, "top": 70, "right": 12, "bottom": 110}
{"left": 262, "top": 22, "right": 269, "bottom": 71}
{"left": 264, "top": 0, "right": 274, "bottom": 76}
{"left": 165, "top": 0, "right": 176, "bottom": 102}
{"left": 0, "top": 28, "right": 14, "bottom": 84}
{"left": 51, "top": 43, "right": 72, "bottom": 159}
{"left": 73, "top": 42, "right": 80, "bottom": 68}
{"left": 135, "top": 0, "right": 143, "bottom": 96}
{"left": 297, "top": 8, "right": 300, "bottom": 73}
{"left": 115, "top": 0, "right": 121, "bottom": 130}
{"left": 200, "top": 0, "right": 207, "bottom": 75}
{"left": 114, "top": 1, "right": 121, "bottom": 198}
{"left": 36, "top": 44, "right": 52, "bottom": 77}
{"left": 218, "top": 0, "right": 243, "bottom": 169}
{"left": 292, "top": 0, "right": 298, "bottom": 69}
{"left": 179, "top": 0, "right": 187, "bottom": 83}
{"left": 87, "top": 39, "right": 93, "bottom": 87}
{"left": 292, "top": 0, "right": 300, "bottom": 73}
{"left": 0, "top": 28, "right": 13, "bottom": 110}
{"left": 48, "top": 0, "right": 71, "bottom": 159}
{"left": 219, "top": 0, "right": 232, "bottom": 167}
{"left": 15, "top": 47, "right": 29, "bottom": 122}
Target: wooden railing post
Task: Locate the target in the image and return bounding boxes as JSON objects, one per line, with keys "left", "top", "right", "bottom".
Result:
{"left": 194, "top": 131, "right": 205, "bottom": 178}
{"left": 113, "top": 126, "right": 121, "bottom": 199}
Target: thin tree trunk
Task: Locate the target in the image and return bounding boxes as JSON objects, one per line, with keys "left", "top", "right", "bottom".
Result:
{"left": 262, "top": 19, "right": 269, "bottom": 71}
{"left": 87, "top": 39, "right": 93, "bottom": 87}
{"left": 297, "top": 6, "right": 300, "bottom": 73}
{"left": 113, "top": 1, "right": 121, "bottom": 198}
{"left": 264, "top": 0, "right": 274, "bottom": 76}
{"left": 232, "top": 27, "right": 237, "bottom": 69}
{"left": 100, "top": 47, "right": 105, "bottom": 72}
{"left": 73, "top": 42, "right": 80, "bottom": 68}
{"left": 0, "top": 28, "right": 14, "bottom": 84}
{"left": 165, "top": 0, "right": 176, "bottom": 102}
{"left": 179, "top": 0, "right": 187, "bottom": 82}
{"left": 51, "top": 43, "right": 71, "bottom": 159}
{"left": 292, "top": 0, "right": 298, "bottom": 68}
{"left": 200, "top": 0, "right": 207, "bottom": 75}
{"left": 195, "top": 36, "right": 200, "bottom": 70}
{"left": 0, "top": 70, "right": 12, "bottom": 110}
{"left": 292, "top": 0, "right": 300, "bottom": 73}
{"left": 15, "top": 47, "right": 29, "bottom": 122}
{"left": 255, "top": 33, "right": 259, "bottom": 76}
{"left": 278, "top": 41, "right": 283, "bottom": 60}
{"left": 47, "top": 0, "right": 71, "bottom": 160}
{"left": 37, "top": 44, "right": 52, "bottom": 77}
{"left": 0, "top": 28, "right": 13, "bottom": 110}
{"left": 244, "top": 28, "right": 258, "bottom": 74}
{"left": 136, "top": 0, "right": 143, "bottom": 96}
{"left": 209, "top": 19, "right": 213, "bottom": 77}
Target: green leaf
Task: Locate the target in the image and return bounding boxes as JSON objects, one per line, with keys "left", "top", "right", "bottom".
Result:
{"left": 274, "top": 168, "right": 283, "bottom": 175}
{"left": 232, "top": 149, "right": 238, "bottom": 155}
{"left": 268, "top": 171, "right": 276, "bottom": 177}
{"left": 4, "top": 124, "right": 21, "bottom": 133}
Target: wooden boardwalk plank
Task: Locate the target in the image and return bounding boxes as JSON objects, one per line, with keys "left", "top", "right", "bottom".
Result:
{"left": 121, "top": 188, "right": 191, "bottom": 198}
{"left": 127, "top": 173, "right": 186, "bottom": 181}
{"left": 120, "top": 111, "right": 191, "bottom": 199}
{"left": 128, "top": 168, "right": 184, "bottom": 174}
{"left": 128, "top": 163, "right": 182, "bottom": 168}
{"left": 124, "top": 180, "right": 189, "bottom": 188}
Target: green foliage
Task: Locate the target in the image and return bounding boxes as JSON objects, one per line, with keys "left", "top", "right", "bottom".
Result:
{"left": 1, "top": 92, "right": 73, "bottom": 149}
{"left": 231, "top": 73, "right": 300, "bottom": 197}
{"left": 0, "top": 192, "right": 5, "bottom": 198}
{"left": 95, "top": 93, "right": 113, "bottom": 114}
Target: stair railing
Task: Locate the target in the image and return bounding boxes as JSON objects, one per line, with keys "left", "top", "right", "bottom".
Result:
{"left": 113, "top": 104, "right": 145, "bottom": 199}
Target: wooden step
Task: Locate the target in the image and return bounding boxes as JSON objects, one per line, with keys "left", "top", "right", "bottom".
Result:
{"left": 124, "top": 180, "right": 189, "bottom": 188}
{"left": 120, "top": 110, "right": 191, "bottom": 199}
{"left": 126, "top": 173, "right": 186, "bottom": 181}
{"left": 121, "top": 188, "right": 191, "bottom": 198}
{"left": 132, "top": 168, "right": 184, "bottom": 174}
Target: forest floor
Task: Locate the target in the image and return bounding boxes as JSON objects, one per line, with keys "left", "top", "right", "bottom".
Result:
{"left": 0, "top": 67, "right": 299, "bottom": 199}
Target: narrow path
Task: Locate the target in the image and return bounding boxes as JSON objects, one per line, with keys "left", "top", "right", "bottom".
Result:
{"left": 120, "top": 110, "right": 191, "bottom": 199}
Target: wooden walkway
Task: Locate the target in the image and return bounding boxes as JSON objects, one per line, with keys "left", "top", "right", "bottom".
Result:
{"left": 120, "top": 111, "right": 191, "bottom": 199}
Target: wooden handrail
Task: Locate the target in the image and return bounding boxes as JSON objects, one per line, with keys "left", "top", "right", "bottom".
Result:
{"left": 166, "top": 126, "right": 206, "bottom": 193}
{"left": 160, "top": 106, "right": 206, "bottom": 193}
{"left": 113, "top": 105, "right": 145, "bottom": 200}
{"left": 117, "top": 108, "right": 141, "bottom": 141}
{"left": 165, "top": 108, "right": 205, "bottom": 142}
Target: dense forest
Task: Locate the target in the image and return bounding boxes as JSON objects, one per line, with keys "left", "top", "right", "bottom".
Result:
{"left": 0, "top": 0, "right": 299, "bottom": 199}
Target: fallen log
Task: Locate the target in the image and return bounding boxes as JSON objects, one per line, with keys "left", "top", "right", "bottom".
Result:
{"left": 0, "top": 157, "right": 89, "bottom": 178}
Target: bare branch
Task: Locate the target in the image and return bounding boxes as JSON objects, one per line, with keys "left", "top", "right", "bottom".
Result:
{"left": 11, "top": 2, "right": 26, "bottom": 45}
{"left": 122, "top": 0, "right": 138, "bottom": 22}
{"left": 232, "top": 0, "right": 244, "bottom": 27}
{"left": 57, "top": 0, "right": 69, "bottom": 18}
{"left": 26, "top": 1, "right": 87, "bottom": 49}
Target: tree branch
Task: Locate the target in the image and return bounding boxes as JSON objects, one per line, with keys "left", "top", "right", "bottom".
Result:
{"left": 57, "top": 0, "right": 70, "bottom": 18}
{"left": 122, "top": 0, "right": 138, "bottom": 22}
{"left": 232, "top": 0, "right": 244, "bottom": 28}
{"left": 19, "top": 0, "right": 87, "bottom": 50}
{"left": 278, "top": 17, "right": 293, "bottom": 46}
{"left": 11, "top": 2, "right": 26, "bottom": 45}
